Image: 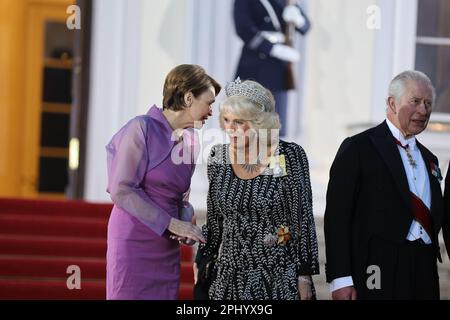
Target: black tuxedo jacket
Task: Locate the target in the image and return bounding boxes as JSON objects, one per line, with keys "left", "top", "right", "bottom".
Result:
{"left": 444, "top": 162, "right": 450, "bottom": 254}
{"left": 324, "top": 121, "right": 449, "bottom": 288}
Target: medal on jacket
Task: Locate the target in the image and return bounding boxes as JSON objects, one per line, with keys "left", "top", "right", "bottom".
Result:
{"left": 405, "top": 148, "right": 417, "bottom": 168}
{"left": 394, "top": 138, "right": 417, "bottom": 168}
{"left": 270, "top": 154, "right": 287, "bottom": 177}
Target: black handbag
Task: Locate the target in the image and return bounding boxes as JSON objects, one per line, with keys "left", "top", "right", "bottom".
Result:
{"left": 193, "top": 252, "right": 218, "bottom": 300}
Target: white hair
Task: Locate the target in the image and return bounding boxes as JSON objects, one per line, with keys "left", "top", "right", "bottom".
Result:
{"left": 219, "top": 80, "right": 281, "bottom": 132}
{"left": 388, "top": 70, "right": 436, "bottom": 105}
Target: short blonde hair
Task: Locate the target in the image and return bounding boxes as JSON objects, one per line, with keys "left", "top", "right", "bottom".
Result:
{"left": 219, "top": 80, "right": 281, "bottom": 132}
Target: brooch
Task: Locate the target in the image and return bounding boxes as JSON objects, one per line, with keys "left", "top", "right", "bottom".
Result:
{"left": 269, "top": 154, "right": 287, "bottom": 177}
{"left": 430, "top": 162, "right": 443, "bottom": 182}
{"left": 263, "top": 225, "right": 292, "bottom": 247}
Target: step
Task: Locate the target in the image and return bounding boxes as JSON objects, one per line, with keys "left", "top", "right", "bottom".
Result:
{"left": 0, "top": 255, "right": 106, "bottom": 279}
{"left": 0, "top": 198, "right": 112, "bottom": 219}
{"left": 0, "top": 277, "right": 106, "bottom": 300}
{"left": 0, "top": 234, "right": 194, "bottom": 261}
{"left": 0, "top": 255, "right": 194, "bottom": 283}
{"left": 180, "top": 261, "right": 194, "bottom": 283}
{"left": 0, "top": 214, "right": 107, "bottom": 238}
{"left": 179, "top": 284, "right": 193, "bottom": 300}
{"left": 0, "top": 234, "right": 106, "bottom": 258}
{"left": 0, "top": 277, "right": 193, "bottom": 300}
{"left": 181, "top": 246, "right": 193, "bottom": 262}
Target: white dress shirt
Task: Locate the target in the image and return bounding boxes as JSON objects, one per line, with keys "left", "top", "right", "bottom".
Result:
{"left": 330, "top": 119, "right": 432, "bottom": 293}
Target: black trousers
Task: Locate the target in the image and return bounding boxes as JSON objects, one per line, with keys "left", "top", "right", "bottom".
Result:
{"left": 357, "top": 238, "right": 440, "bottom": 300}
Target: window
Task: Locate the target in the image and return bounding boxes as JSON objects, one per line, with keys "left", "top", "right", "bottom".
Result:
{"left": 415, "top": 0, "right": 450, "bottom": 115}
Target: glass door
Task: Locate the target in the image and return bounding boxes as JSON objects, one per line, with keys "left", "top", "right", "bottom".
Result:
{"left": 38, "top": 21, "right": 74, "bottom": 196}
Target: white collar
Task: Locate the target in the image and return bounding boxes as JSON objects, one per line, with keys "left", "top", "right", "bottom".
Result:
{"left": 386, "top": 118, "right": 417, "bottom": 150}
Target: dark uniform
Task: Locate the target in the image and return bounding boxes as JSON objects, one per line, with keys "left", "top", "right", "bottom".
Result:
{"left": 444, "top": 163, "right": 450, "bottom": 258}
{"left": 233, "top": 0, "right": 310, "bottom": 136}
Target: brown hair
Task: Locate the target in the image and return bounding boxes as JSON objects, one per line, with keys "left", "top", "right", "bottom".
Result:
{"left": 162, "top": 64, "right": 221, "bottom": 111}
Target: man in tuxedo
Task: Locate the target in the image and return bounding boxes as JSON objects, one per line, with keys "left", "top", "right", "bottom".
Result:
{"left": 324, "top": 70, "right": 450, "bottom": 300}
{"left": 445, "top": 165, "right": 450, "bottom": 259}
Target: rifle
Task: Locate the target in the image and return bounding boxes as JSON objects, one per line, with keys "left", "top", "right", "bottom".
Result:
{"left": 284, "top": 0, "right": 296, "bottom": 90}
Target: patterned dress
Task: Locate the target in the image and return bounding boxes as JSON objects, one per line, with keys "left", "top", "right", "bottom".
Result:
{"left": 196, "top": 140, "right": 319, "bottom": 300}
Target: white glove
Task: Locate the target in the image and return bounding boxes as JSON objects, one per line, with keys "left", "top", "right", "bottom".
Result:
{"left": 282, "top": 5, "right": 306, "bottom": 28}
{"left": 270, "top": 44, "right": 300, "bottom": 63}
{"left": 261, "top": 31, "right": 285, "bottom": 44}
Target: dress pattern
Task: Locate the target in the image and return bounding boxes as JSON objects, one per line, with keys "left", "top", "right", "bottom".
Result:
{"left": 196, "top": 140, "right": 319, "bottom": 300}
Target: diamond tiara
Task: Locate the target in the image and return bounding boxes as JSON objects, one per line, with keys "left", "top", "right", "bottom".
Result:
{"left": 225, "top": 77, "right": 272, "bottom": 112}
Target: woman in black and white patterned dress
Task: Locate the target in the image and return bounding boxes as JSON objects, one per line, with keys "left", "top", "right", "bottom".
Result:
{"left": 194, "top": 79, "right": 319, "bottom": 300}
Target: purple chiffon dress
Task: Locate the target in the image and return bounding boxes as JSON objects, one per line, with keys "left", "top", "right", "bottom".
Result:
{"left": 105, "top": 105, "right": 196, "bottom": 300}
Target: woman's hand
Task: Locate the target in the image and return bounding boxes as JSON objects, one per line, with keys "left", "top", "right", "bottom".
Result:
{"left": 193, "top": 262, "right": 198, "bottom": 284}
{"left": 298, "top": 275, "right": 313, "bottom": 300}
{"left": 168, "top": 218, "right": 206, "bottom": 244}
{"left": 169, "top": 235, "right": 196, "bottom": 246}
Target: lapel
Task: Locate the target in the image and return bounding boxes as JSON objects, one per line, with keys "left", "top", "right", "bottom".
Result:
{"left": 370, "top": 121, "right": 411, "bottom": 209}
{"left": 416, "top": 140, "right": 442, "bottom": 223}
{"left": 417, "top": 140, "right": 444, "bottom": 261}
{"left": 146, "top": 105, "right": 176, "bottom": 171}
{"left": 146, "top": 105, "right": 200, "bottom": 174}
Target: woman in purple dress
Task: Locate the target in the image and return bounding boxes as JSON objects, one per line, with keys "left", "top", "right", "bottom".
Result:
{"left": 106, "top": 64, "right": 221, "bottom": 299}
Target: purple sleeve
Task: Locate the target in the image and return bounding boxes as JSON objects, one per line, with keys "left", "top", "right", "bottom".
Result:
{"left": 106, "top": 117, "right": 172, "bottom": 236}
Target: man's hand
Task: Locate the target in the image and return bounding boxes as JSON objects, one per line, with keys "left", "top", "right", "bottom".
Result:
{"left": 332, "top": 286, "right": 357, "bottom": 300}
